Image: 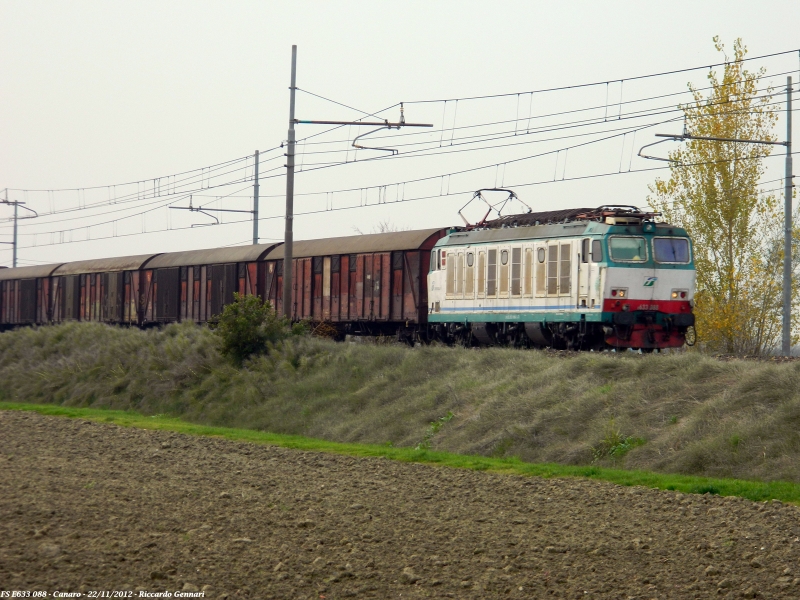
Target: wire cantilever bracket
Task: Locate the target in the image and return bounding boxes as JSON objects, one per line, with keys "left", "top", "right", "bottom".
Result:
{"left": 637, "top": 137, "right": 682, "bottom": 163}
{"left": 295, "top": 103, "right": 432, "bottom": 156}
{"left": 350, "top": 104, "right": 413, "bottom": 155}
{"left": 18, "top": 204, "right": 38, "bottom": 220}
{"left": 352, "top": 125, "right": 399, "bottom": 155}
{"left": 169, "top": 195, "right": 220, "bottom": 227}
{"left": 190, "top": 209, "right": 219, "bottom": 227}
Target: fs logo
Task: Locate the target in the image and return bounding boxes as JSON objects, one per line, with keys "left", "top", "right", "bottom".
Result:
{"left": 643, "top": 277, "right": 658, "bottom": 287}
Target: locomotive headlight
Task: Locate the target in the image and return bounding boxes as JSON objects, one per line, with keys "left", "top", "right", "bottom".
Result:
{"left": 671, "top": 291, "right": 678, "bottom": 299}
{"left": 611, "top": 288, "right": 627, "bottom": 298}
{"left": 671, "top": 289, "right": 689, "bottom": 300}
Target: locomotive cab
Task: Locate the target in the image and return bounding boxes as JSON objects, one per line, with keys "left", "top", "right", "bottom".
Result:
{"left": 601, "top": 225, "right": 695, "bottom": 349}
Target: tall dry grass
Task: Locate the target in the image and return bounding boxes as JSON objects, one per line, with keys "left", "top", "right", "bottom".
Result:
{"left": 2, "top": 322, "right": 800, "bottom": 482}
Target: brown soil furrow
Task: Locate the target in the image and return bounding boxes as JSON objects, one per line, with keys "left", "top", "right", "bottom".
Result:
{"left": 2, "top": 410, "right": 800, "bottom": 599}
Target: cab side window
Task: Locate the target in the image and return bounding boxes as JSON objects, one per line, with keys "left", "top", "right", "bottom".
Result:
{"left": 591, "top": 240, "right": 602, "bottom": 263}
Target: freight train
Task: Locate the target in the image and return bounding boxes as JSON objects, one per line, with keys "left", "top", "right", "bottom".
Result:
{"left": 0, "top": 206, "right": 695, "bottom": 350}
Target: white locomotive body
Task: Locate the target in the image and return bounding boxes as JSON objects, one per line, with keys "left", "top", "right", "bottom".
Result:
{"left": 426, "top": 207, "right": 695, "bottom": 350}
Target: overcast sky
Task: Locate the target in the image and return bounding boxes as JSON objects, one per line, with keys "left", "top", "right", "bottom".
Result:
{"left": 1, "top": 1, "right": 798, "bottom": 267}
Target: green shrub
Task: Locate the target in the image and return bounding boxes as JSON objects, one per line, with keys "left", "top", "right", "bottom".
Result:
{"left": 214, "top": 293, "right": 296, "bottom": 365}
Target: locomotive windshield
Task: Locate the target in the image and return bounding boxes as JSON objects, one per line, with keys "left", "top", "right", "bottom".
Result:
{"left": 653, "top": 237, "right": 691, "bottom": 263}
{"left": 608, "top": 236, "right": 647, "bottom": 262}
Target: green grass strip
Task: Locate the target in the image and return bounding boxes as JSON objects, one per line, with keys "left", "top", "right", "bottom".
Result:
{"left": 3, "top": 401, "right": 799, "bottom": 505}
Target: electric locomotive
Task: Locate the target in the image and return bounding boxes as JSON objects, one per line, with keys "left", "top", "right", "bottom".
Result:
{"left": 426, "top": 206, "right": 695, "bottom": 350}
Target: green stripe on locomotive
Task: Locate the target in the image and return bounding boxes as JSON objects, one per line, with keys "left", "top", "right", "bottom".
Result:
{"left": 428, "top": 310, "right": 680, "bottom": 327}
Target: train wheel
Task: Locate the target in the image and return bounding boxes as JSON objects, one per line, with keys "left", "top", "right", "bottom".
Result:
{"left": 457, "top": 330, "right": 474, "bottom": 348}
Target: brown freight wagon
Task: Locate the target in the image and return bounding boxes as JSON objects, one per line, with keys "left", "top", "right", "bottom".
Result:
{"left": 262, "top": 228, "right": 446, "bottom": 339}
{"left": 49, "top": 254, "right": 160, "bottom": 325}
{"left": 0, "top": 263, "right": 63, "bottom": 327}
{"left": 140, "top": 244, "right": 280, "bottom": 324}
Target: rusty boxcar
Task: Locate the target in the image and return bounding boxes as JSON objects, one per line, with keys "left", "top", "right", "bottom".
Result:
{"left": 262, "top": 229, "right": 445, "bottom": 339}
{"left": 0, "top": 264, "right": 63, "bottom": 326}
{"left": 139, "top": 244, "right": 280, "bottom": 324}
{"left": 48, "top": 255, "right": 159, "bottom": 325}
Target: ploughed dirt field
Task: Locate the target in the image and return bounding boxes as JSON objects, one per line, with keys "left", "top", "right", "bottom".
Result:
{"left": 3, "top": 412, "right": 800, "bottom": 599}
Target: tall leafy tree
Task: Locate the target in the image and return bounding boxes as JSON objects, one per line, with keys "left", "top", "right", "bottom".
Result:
{"left": 648, "top": 37, "right": 795, "bottom": 355}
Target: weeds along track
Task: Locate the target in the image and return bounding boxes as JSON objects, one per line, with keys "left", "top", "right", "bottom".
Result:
{"left": 3, "top": 322, "right": 800, "bottom": 483}
{"left": 3, "top": 410, "right": 800, "bottom": 599}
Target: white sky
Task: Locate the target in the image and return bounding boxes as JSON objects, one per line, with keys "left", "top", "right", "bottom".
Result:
{"left": 1, "top": 0, "right": 798, "bottom": 267}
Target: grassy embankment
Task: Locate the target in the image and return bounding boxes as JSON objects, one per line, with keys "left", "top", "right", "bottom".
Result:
{"left": 1, "top": 321, "right": 800, "bottom": 498}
